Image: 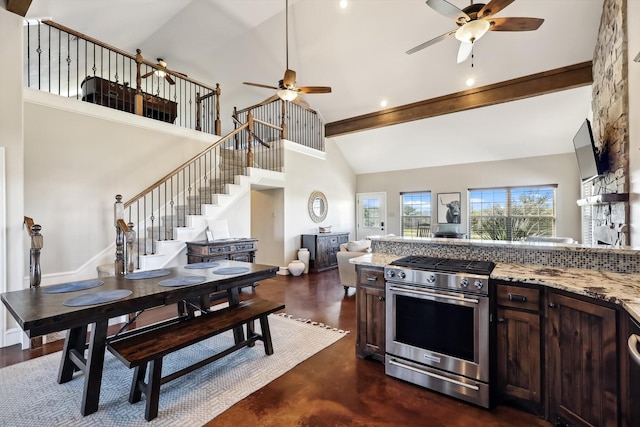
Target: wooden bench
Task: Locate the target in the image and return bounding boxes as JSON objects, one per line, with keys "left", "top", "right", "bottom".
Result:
{"left": 107, "top": 298, "right": 285, "bottom": 421}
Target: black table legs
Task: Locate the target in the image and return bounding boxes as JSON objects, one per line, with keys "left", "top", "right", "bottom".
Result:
{"left": 57, "top": 320, "right": 109, "bottom": 416}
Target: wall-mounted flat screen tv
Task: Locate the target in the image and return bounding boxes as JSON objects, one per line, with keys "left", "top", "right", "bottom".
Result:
{"left": 573, "top": 118, "right": 607, "bottom": 181}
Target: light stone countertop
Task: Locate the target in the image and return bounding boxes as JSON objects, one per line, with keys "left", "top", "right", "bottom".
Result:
{"left": 350, "top": 253, "right": 640, "bottom": 322}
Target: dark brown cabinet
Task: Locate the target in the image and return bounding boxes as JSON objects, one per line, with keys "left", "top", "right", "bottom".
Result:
{"left": 355, "top": 265, "right": 386, "bottom": 362}
{"left": 495, "top": 283, "right": 543, "bottom": 415}
{"left": 547, "top": 291, "right": 618, "bottom": 427}
{"left": 301, "top": 232, "right": 349, "bottom": 272}
{"left": 185, "top": 238, "right": 258, "bottom": 264}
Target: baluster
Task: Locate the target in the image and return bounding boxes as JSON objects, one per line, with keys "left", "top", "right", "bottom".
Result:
{"left": 126, "top": 222, "right": 136, "bottom": 273}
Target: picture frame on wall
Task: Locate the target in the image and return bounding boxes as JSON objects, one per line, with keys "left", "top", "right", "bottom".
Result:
{"left": 437, "top": 192, "right": 461, "bottom": 224}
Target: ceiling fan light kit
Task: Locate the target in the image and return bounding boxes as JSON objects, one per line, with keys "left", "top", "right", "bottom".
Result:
{"left": 278, "top": 88, "right": 298, "bottom": 101}
{"left": 455, "top": 19, "right": 490, "bottom": 43}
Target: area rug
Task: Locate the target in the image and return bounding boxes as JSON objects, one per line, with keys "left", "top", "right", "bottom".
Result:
{"left": 0, "top": 313, "right": 348, "bottom": 426}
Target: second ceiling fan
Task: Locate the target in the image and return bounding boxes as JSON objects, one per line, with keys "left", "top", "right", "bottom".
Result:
{"left": 243, "top": 0, "right": 331, "bottom": 105}
{"left": 407, "top": 0, "right": 544, "bottom": 63}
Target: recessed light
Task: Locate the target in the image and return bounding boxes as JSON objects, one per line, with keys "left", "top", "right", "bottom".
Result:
{"left": 465, "top": 77, "right": 475, "bottom": 87}
{"left": 339, "top": 0, "right": 348, "bottom": 9}
{"left": 380, "top": 99, "right": 388, "bottom": 108}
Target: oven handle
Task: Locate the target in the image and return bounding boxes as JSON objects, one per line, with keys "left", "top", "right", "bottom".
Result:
{"left": 388, "top": 286, "right": 479, "bottom": 304}
{"left": 388, "top": 358, "right": 480, "bottom": 391}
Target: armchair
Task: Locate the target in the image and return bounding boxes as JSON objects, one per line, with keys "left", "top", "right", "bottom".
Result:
{"left": 336, "top": 240, "right": 372, "bottom": 293}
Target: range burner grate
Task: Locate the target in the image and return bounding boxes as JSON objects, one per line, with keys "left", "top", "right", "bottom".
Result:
{"left": 390, "top": 255, "right": 495, "bottom": 275}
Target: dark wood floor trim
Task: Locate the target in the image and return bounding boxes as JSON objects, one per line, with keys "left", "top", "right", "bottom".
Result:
{"left": 6, "top": 0, "right": 33, "bottom": 17}
{"left": 325, "top": 61, "right": 593, "bottom": 138}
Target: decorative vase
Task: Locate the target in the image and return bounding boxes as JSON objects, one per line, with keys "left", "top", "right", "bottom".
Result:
{"left": 297, "top": 248, "right": 310, "bottom": 274}
{"left": 288, "top": 260, "right": 305, "bottom": 277}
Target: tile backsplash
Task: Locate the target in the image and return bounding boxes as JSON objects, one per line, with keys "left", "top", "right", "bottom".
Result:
{"left": 371, "top": 238, "right": 640, "bottom": 274}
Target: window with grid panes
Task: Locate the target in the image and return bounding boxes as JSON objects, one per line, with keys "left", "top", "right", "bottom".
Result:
{"left": 468, "top": 185, "right": 557, "bottom": 241}
{"left": 400, "top": 192, "right": 432, "bottom": 237}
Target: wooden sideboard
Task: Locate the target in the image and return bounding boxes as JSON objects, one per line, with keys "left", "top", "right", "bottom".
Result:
{"left": 81, "top": 76, "right": 178, "bottom": 124}
{"left": 301, "top": 232, "right": 349, "bottom": 273}
{"left": 186, "top": 238, "right": 258, "bottom": 264}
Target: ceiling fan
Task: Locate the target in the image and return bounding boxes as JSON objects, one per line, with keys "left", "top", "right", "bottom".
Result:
{"left": 407, "top": 0, "right": 544, "bottom": 63}
{"left": 243, "top": 0, "right": 331, "bottom": 103}
{"left": 141, "top": 58, "right": 186, "bottom": 85}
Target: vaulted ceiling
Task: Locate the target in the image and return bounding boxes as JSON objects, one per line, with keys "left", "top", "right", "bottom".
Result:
{"left": 23, "top": 0, "right": 605, "bottom": 174}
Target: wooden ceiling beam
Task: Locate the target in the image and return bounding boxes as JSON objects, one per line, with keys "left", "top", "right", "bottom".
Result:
{"left": 325, "top": 61, "right": 593, "bottom": 138}
{"left": 6, "top": 0, "right": 33, "bottom": 17}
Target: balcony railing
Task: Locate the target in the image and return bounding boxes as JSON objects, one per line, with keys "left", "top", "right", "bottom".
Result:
{"left": 23, "top": 20, "right": 221, "bottom": 135}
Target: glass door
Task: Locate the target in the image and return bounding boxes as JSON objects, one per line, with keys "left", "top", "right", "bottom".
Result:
{"left": 356, "top": 192, "right": 387, "bottom": 240}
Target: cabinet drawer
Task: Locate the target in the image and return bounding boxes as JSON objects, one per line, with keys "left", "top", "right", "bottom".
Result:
{"left": 497, "top": 285, "right": 539, "bottom": 311}
{"left": 358, "top": 267, "right": 384, "bottom": 288}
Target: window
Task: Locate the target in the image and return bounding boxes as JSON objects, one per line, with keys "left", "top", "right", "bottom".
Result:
{"left": 468, "top": 185, "right": 557, "bottom": 241}
{"left": 401, "top": 192, "right": 431, "bottom": 237}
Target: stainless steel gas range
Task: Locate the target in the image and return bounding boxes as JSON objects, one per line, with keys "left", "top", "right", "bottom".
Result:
{"left": 384, "top": 255, "right": 495, "bottom": 408}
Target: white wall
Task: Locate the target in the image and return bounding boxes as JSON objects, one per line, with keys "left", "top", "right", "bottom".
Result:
{"left": 251, "top": 188, "right": 284, "bottom": 267}
{"left": 0, "top": 8, "right": 25, "bottom": 346}
{"left": 355, "top": 153, "right": 582, "bottom": 241}
{"left": 629, "top": 0, "right": 640, "bottom": 245}
{"left": 282, "top": 139, "right": 357, "bottom": 264}
{"left": 23, "top": 91, "right": 214, "bottom": 279}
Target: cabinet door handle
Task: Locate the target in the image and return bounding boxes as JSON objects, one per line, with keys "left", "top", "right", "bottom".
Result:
{"left": 378, "top": 296, "right": 385, "bottom": 302}
{"left": 508, "top": 293, "right": 527, "bottom": 303}
{"left": 629, "top": 334, "right": 640, "bottom": 366}
{"left": 548, "top": 302, "right": 557, "bottom": 308}
{"left": 366, "top": 276, "right": 378, "bottom": 282}
{"left": 497, "top": 317, "right": 506, "bottom": 323}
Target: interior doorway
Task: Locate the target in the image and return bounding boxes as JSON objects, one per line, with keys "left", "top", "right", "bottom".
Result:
{"left": 356, "top": 192, "right": 387, "bottom": 240}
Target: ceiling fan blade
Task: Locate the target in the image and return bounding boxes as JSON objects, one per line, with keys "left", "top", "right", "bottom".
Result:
{"left": 141, "top": 70, "right": 154, "bottom": 79}
{"left": 243, "top": 82, "right": 279, "bottom": 90}
{"left": 477, "top": 0, "right": 515, "bottom": 19}
{"left": 297, "top": 86, "right": 332, "bottom": 94}
{"left": 165, "top": 74, "right": 176, "bottom": 85}
{"left": 457, "top": 42, "right": 473, "bottom": 63}
{"left": 291, "top": 96, "right": 316, "bottom": 113}
{"left": 426, "top": 0, "right": 469, "bottom": 23}
{"left": 406, "top": 29, "right": 456, "bottom": 55}
{"left": 488, "top": 17, "right": 544, "bottom": 32}
{"left": 283, "top": 69, "right": 296, "bottom": 88}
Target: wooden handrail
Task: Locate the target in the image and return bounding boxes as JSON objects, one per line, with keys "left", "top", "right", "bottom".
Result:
{"left": 41, "top": 20, "right": 219, "bottom": 93}
{"left": 24, "top": 216, "right": 35, "bottom": 235}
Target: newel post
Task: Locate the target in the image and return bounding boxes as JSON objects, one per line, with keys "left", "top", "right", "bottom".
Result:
{"left": 134, "top": 49, "right": 144, "bottom": 117}
{"left": 29, "top": 224, "right": 43, "bottom": 288}
{"left": 114, "top": 195, "right": 125, "bottom": 277}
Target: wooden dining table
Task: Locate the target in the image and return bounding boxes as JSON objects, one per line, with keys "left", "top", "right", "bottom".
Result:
{"left": 0, "top": 260, "right": 278, "bottom": 416}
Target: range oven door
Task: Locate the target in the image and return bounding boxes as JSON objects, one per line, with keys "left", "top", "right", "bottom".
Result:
{"left": 385, "top": 282, "right": 490, "bottom": 383}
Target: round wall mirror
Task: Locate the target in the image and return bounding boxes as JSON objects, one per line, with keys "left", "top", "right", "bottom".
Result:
{"left": 308, "top": 191, "right": 328, "bottom": 223}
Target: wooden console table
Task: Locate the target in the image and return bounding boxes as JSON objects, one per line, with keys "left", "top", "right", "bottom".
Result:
{"left": 186, "top": 238, "right": 258, "bottom": 264}
{"left": 81, "top": 76, "right": 178, "bottom": 124}
{"left": 301, "top": 232, "right": 349, "bottom": 273}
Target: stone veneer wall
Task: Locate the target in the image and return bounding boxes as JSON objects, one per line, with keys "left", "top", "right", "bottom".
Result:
{"left": 589, "top": 0, "right": 629, "bottom": 245}
{"left": 372, "top": 239, "right": 640, "bottom": 274}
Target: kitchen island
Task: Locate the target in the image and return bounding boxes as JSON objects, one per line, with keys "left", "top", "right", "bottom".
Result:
{"left": 350, "top": 242, "right": 640, "bottom": 427}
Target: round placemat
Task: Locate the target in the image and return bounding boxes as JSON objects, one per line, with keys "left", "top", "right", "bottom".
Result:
{"left": 124, "top": 269, "right": 172, "bottom": 280}
{"left": 63, "top": 289, "right": 133, "bottom": 307}
{"left": 159, "top": 275, "right": 207, "bottom": 287}
{"left": 184, "top": 262, "right": 220, "bottom": 270}
{"left": 212, "top": 267, "right": 250, "bottom": 275}
{"left": 42, "top": 279, "right": 104, "bottom": 294}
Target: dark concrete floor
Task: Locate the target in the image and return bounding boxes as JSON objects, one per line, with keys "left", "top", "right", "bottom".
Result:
{"left": 0, "top": 268, "right": 552, "bottom": 426}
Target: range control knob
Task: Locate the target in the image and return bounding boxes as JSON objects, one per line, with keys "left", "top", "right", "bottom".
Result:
{"left": 387, "top": 270, "right": 395, "bottom": 278}
{"left": 460, "top": 278, "right": 469, "bottom": 288}
{"left": 398, "top": 271, "right": 407, "bottom": 279}
{"left": 474, "top": 280, "right": 484, "bottom": 289}
{"left": 427, "top": 275, "right": 436, "bottom": 284}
